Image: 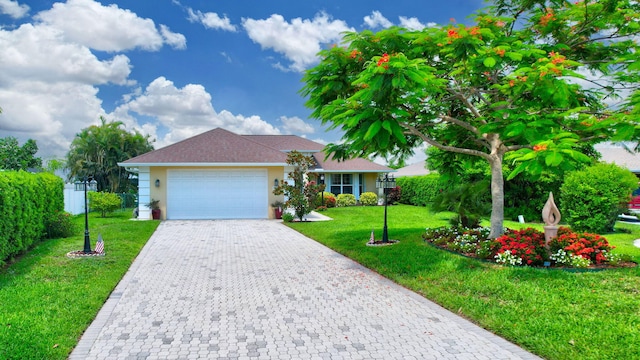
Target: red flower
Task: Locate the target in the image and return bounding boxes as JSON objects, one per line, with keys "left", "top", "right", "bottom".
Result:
{"left": 377, "top": 53, "right": 390, "bottom": 67}
{"left": 447, "top": 29, "right": 461, "bottom": 39}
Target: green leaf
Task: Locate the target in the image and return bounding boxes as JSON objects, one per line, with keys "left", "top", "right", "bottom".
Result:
{"left": 364, "top": 121, "right": 382, "bottom": 140}
{"left": 381, "top": 120, "right": 392, "bottom": 132}
{"left": 483, "top": 57, "right": 497, "bottom": 68}
{"left": 545, "top": 152, "right": 564, "bottom": 167}
{"left": 507, "top": 161, "right": 528, "bottom": 180}
{"left": 506, "top": 52, "right": 522, "bottom": 61}
{"left": 504, "top": 122, "right": 526, "bottom": 137}
{"left": 612, "top": 123, "right": 636, "bottom": 141}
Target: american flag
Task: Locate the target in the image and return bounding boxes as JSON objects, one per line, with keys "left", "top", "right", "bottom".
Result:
{"left": 370, "top": 229, "right": 375, "bottom": 243}
{"left": 95, "top": 234, "right": 104, "bottom": 254}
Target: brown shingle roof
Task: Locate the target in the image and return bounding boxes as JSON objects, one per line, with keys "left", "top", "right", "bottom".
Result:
{"left": 119, "top": 127, "right": 393, "bottom": 172}
{"left": 121, "top": 128, "right": 288, "bottom": 165}
{"left": 244, "top": 135, "right": 324, "bottom": 152}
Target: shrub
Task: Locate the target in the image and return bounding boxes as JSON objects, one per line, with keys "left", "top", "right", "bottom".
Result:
{"left": 281, "top": 212, "right": 294, "bottom": 222}
{"left": 548, "top": 227, "right": 614, "bottom": 265}
{"left": 560, "top": 163, "right": 638, "bottom": 233}
{"left": 397, "top": 174, "right": 444, "bottom": 206}
{"left": 0, "top": 171, "right": 64, "bottom": 264}
{"left": 425, "top": 225, "right": 621, "bottom": 268}
{"left": 89, "top": 191, "right": 122, "bottom": 217}
{"left": 316, "top": 192, "right": 337, "bottom": 208}
{"left": 495, "top": 228, "right": 548, "bottom": 266}
{"left": 430, "top": 180, "right": 490, "bottom": 228}
{"left": 387, "top": 186, "right": 401, "bottom": 205}
{"left": 359, "top": 192, "right": 378, "bottom": 206}
{"left": 336, "top": 193, "right": 356, "bottom": 207}
{"left": 503, "top": 172, "right": 563, "bottom": 222}
{"left": 44, "top": 211, "right": 76, "bottom": 239}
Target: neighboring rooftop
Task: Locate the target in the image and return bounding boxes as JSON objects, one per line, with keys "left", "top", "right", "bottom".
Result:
{"left": 394, "top": 160, "right": 430, "bottom": 177}
{"left": 596, "top": 143, "right": 640, "bottom": 173}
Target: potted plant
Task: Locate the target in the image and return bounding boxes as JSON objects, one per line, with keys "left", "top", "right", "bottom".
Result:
{"left": 146, "top": 199, "right": 161, "bottom": 220}
{"left": 271, "top": 200, "right": 284, "bottom": 219}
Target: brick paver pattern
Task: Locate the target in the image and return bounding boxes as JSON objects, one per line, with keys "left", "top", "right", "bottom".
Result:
{"left": 70, "top": 220, "right": 541, "bottom": 360}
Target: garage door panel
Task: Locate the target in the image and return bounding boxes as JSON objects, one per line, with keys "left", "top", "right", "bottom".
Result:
{"left": 167, "top": 169, "right": 267, "bottom": 219}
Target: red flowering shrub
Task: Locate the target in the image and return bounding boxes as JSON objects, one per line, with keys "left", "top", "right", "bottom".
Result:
{"left": 316, "top": 192, "right": 336, "bottom": 208}
{"left": 495, "top": 228, "right": 547, "bottom": 265}
{"left": 548, "top": 227, "right": 614, "bottom": 264}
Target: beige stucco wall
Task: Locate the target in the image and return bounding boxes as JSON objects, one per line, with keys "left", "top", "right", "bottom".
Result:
{"left": 147, "top": 166, "right": 285, "bottom": 220}
{"left": 362, "top": 173, "right": 380, "bottom": 194}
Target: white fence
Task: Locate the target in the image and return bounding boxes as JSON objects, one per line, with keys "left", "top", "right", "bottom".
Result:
{"left": 63, "top": 183, "right": 87, "bottom": 215}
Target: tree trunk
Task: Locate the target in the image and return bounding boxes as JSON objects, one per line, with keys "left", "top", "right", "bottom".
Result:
{"left": 488, "top": 154, "right": 505, "bottom": 239}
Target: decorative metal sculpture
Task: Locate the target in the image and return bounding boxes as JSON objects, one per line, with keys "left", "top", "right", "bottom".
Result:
{"left": 542, "top": 192, "right": 561, "bottom": 247}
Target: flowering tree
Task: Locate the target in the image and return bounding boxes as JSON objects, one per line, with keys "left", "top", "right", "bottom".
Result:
{"left": 301, "top": 1, "right": 640, "bottom": 237}
{"left": 273, "top": 150, "right": 325, "bottom": 221}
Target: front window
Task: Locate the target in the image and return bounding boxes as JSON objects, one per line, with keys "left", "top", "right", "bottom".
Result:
{"left": 330, "top": 174, "right": 353, "bottom": 195}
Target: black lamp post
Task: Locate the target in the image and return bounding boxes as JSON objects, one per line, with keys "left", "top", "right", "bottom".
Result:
{"left": 376, "top": 173, "right": 396, "bottom": 243}
{"left": 320, "top": 174, "right": 325, "bottom": 206}
{"left": 76, "top": 176, "right": 97, "bottom": 253}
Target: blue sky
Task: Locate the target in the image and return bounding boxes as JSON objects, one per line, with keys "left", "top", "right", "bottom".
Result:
{"left": 0, "top": 0, "right": 485, "bottom": 162}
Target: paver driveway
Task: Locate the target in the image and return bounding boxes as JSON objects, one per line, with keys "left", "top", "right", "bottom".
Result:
{"left": 70, "top": 220, "right": 540, "bottom": 360}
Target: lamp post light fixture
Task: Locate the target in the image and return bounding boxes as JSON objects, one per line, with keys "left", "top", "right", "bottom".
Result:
{"left": 320, "top": 174, "right": 325, "bottom": 206}
{"left": 77, "top": 176, "right": 98, "bottom": 253}
{"left": 376, "top": 173, "right": 396, "bottom": 243}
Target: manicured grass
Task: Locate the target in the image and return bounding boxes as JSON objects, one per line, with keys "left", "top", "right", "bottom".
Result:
{"left": 0, "top": 211, "right": 159, "bottom": 360}
{"left": 287, "top": 205, "right": 640, "bottom": 360}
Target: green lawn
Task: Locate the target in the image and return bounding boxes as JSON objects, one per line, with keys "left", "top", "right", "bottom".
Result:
{"left": 287, "top": 205, "right": 640, "bottom": 360}
{"left": 0, "top": 211, "right": 159, "bottom": 360}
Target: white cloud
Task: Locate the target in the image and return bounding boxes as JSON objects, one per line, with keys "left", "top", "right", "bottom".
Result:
{"left": 242, "top": 12, "right": 353, "bottom": 72}
{"left": 187, "top": 8, "right": 237, "bottom": 31}
{"left": 34, "top": 0, "right": 183, "bottom": 51}
{"left": 0, "top": 20, "right": 135, "bottom": 156}
{"left": 0, "top": 80, "right": 106, "bottom": 157}
{"left": 220, "top": 52, "right": 232, "bottom": 63}
{"left": 160, "top": 24, "right": 187, "bottom": 50}
{"left": 114, "top": 77, "right": 280, "bottom": 149}
{"left": 0, "top": 0, "right": 28, "bottom": 18}
{"left": 363, "top": 11, "right": 392, "bottom": 29}
{"left": 280, "top": 116, "right": 315, "bottom": 134}
{"left": 399, "top": 16, "right": 433, "bottom": 30}
{"left": 0, "top": 24, "right": 132, "bottom": 85}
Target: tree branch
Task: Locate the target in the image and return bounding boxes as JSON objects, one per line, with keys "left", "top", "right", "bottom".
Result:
{"left": 401, "top": 122, "right": 491, "bottom": 161}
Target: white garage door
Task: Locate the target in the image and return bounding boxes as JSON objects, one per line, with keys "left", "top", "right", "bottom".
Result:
{"left": 167, "top": 169, "right": 268, "bottom": 219}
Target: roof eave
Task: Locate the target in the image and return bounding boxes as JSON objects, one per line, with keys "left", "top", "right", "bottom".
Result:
{"left": 118, "top": 162, "right": 288, "bottom": 167}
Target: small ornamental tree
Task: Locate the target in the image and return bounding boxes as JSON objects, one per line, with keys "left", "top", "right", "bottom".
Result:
{"left": 88, "top": 191, "right": 122, "bottom": 218}
{"left": 302, "top": 1, "right": 640, "bottom": 238}
{"left": 273, "top": 151, "right": 325, "bottom": 221}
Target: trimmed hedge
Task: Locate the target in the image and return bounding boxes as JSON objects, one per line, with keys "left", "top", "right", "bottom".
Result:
{"left": 396, "top": 174, "right": 444, "bottom": 206}
{"left": 0, "top": 171, "right": 64, "bottom": 265}
{"left": 560, "top": 163, "right": 638, "bottom": 233}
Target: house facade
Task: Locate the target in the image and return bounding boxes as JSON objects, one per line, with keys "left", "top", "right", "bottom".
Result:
{"left": 119, "top": 128, "right": 392, "bottom": 220}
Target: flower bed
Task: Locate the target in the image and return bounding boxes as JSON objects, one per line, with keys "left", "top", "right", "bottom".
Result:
{"left": 424, "top": 226, "right": 635, "bottom": 269}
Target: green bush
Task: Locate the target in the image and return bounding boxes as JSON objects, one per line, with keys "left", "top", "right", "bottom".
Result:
{"left": 89, "top": 191, "right": 122, "bottom": 217}
{"left": 316, "top": 192, "right": 337, "bottom": 208}
{"left": 281, "top": 212, "right": 295, "bottom": 222}
{"left": 560, "top": 163, "right": 638, "bottom": 233}
{"left": 336, "top": 193, "right": 357, "bottom": 207}
{"left": 44, "top": 211, "right": 76, "bottom": 238}
{"left": 0, "top": 171, "right": 64, "bottom": 264}
{"left": 359, "top": 192, "right": 378, "bottom": 206}
{"left": 396, "top": 174, "right": 444, "bottom": 206}
{"left": 503, "top": 172, "right": 563, "bottom": 222}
